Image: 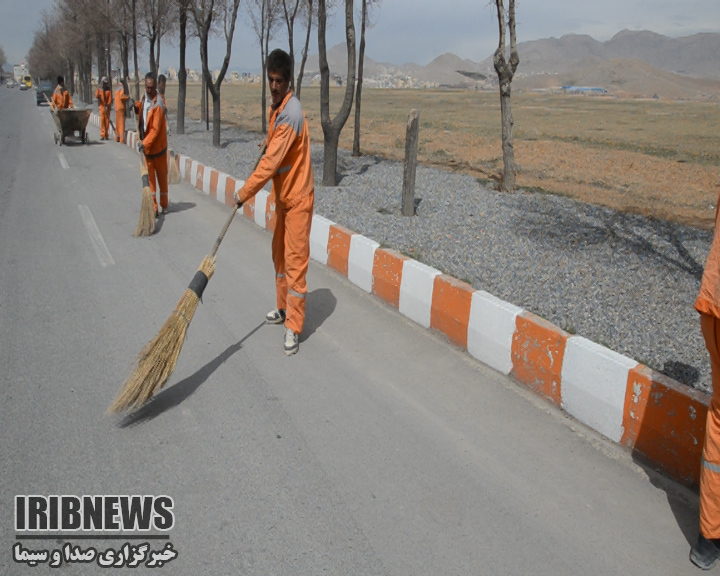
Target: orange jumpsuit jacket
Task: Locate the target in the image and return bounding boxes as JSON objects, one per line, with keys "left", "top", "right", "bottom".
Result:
{"left": 237, "top": 91, "right": 314, "bottom": 208}
{"left": 134, "top": 95, "right": 168, "bottom": 156}
{"left": 95, "top": 88, "right": 112, "bottom": 111}
{"left": 697, "top": 205, "right": 720, "bottom": 318}
{"left": 114, "top": 87, "right": 128, "bottom": 111}
{"left": 52, "top": 85, "right": 73, "bottom": 109}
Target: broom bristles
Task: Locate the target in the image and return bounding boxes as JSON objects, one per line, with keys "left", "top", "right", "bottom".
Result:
{"left": 134, "top": 187, "right": 156, "bottom": 236}
{"left": 108, "top": 256, "right": 216, "bottom": 413}
{"left": 168, "top": 151, "right": 181, "bottom": 185}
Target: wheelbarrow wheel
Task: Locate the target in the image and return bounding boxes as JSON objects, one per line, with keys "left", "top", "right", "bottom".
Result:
{"left": 61, "top": 135, "right": 65, "bottom": 145}
{"left": 82, "top": 130, "right": 86, "bottom": 144}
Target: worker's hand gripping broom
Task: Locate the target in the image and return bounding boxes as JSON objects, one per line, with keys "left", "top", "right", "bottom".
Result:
{"left": 109, "top": 146, "right": 266, "bottom": 413}
{"left": 134, "top": 114, "right": 156, "bottom": 237}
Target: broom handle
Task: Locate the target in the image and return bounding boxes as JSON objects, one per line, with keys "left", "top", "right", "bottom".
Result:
{"left": 210, "top": 144, "right": 267, "bottom": 258}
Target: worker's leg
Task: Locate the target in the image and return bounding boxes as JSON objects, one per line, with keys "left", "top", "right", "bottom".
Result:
{"left": 282, "top": 194, "right": 314, "bottom": 335}
{"left": 99, "top": 109, "right": 108, "bottom": 139}
{"left": 145, "top": 157, "right": 159, "bottom": 213}
{"left": 692, "top": 313, "right": 720, "bottom": 569}
{"left": 116, "top": 110, "right": 125, "bottom": 143}
{"left": 700, "top": 312, "right": 720, "bottom": 538}
{"left": 156, "top": 152, "right": 169, "bottom": 210}
{"left": 271, "top": 202, "right": 288, "bottom": 314}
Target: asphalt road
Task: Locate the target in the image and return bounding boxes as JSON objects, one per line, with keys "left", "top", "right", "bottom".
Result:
{"left": 0, "top": 87, "right": 705, "bottom": 575}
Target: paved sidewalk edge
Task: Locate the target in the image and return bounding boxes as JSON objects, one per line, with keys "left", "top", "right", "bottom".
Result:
{"left": 92, "top": 113, "right": 709, "bottom": 489}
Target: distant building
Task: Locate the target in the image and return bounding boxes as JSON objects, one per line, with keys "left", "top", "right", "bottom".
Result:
{"left": 561, "top": 86, "right": 608, "bottom": 94}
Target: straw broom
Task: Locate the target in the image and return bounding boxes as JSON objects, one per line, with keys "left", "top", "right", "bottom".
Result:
{"left": 134, "top": 115, "right": 156, "bottom": 237}
{"left": 109, "top": 145, "right": 266, "bottom": 413}
{"left": 168, "top": 150, "right": 181, "bottom": 185}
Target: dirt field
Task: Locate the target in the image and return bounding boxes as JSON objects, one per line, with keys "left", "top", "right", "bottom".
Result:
{"left": 164, "top": 84, "right": 720, "bottom": 229}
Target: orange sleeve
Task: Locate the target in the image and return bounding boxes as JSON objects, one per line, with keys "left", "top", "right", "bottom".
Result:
{"left": 66, "top": 93, "right": 73, "bottom": 108}
{"left": 238, "top": 124, "right": 296, "bottom": 203}
{"left": 142, "top": 107, "right": 167, "bottom": 152}
{"left": 52, "top": 92, "right": 62, "bottom": 108}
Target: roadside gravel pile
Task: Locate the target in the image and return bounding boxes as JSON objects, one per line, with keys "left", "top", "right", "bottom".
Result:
{"left": 168, "top": 119, "right": 713, "bottom": 394}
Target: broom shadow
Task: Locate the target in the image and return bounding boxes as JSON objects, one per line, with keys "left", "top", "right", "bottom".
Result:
{"left": 117, "top": 321, "right": 265, "bottom": 427}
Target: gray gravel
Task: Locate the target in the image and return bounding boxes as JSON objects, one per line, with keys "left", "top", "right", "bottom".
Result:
{"left": 168, "top": 119, "right": 713, "bottom": 395}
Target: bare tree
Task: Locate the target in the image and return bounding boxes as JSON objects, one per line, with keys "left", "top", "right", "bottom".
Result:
{"left": 493, "top": 0, "right": 519, "bottom": 191}
{"left": 318, "top": 0, "right": 355, "bottom": 185}
{"left": 191, "top": 0, "right": 243, "bottom": 146}
{"left": 140, "top": 0, "right": 175, "bottom": 74}
{"left": 352, "top": 0, "right": 379, "bottom": 156}
{"left": 280, "top": 0, "right": 301, "bottom": 92}
{"left": 246, "top": 0, "right": 282, "bottom": 133}
{"left": 294, "top": 0, "right": 312, "bottom": 98}
{"left": 176, "top": 0, "right": 190, "bottom": 134}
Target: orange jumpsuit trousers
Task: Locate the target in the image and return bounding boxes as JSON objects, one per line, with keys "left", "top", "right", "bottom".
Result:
{"left": 271, "top": 194, "right": 314, "bottom": 335}
{"left": 146, "top": 153, "right": 169, "bottom": 212}
{"left": 96, "top": 88, "right": 112, "bottom": 139}
{"left": 700, "top": 312, "right": 720, "bottom": 538}
{"left": 115, "top": 108, "right": 125, "bottom": 143}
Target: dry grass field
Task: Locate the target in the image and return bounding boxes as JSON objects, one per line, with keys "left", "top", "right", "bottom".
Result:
{"left": 165, "top": 83, "right": 720, "bottom": 229}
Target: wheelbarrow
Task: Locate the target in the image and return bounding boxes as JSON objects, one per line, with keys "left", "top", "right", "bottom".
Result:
{"left": 51, "top": 108, "right": 92, "bottom": 145}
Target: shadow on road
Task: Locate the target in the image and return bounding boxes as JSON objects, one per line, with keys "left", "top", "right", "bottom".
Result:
{"left": 633, "top": 458, "right": 700, "bottom": 548}
{"left": 117, "top": 322, "right": 265, "bottom": 426}
{"left": 300, "top": 288, "right": 336, "bottom": 343}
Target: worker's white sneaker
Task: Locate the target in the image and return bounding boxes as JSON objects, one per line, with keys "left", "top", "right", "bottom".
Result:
{"left": 284, "top": 328, "right": 299, "bottom": 356}
{"left": 266, "top": 308, "right": 286, "bottom": 324}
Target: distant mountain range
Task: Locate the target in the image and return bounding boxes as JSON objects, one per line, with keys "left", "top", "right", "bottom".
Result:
{"left": 302, "top": 30, "right": 720, "bottom": 99}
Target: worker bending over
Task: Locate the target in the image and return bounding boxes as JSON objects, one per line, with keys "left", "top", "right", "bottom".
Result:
{"left": 234, "top": 49, "right": 315, "bottom": 356}
{"left": 134, "top": 72, "right": 169, "bottom": 216}
{"left": 52, "top": 76, "right": 73, "bottom": 109}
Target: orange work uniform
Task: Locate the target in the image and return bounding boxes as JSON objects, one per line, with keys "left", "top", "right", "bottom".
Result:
{"left": 696, "top": 200, "right": 720, "bottom": 539}
{"left": 52, "top": 85, "right": 73, "bottom": 109}
{"left": 134, "top": 95, "right": 169, "bottom": 212}
{"left": 114, "top": 87, "right": 129, "bottom": 143}
{"left": 236, "top": 91, "right": 315, "bottom": 335}
{"left": 95, "top": 87, "right": 112, "bottom": 139}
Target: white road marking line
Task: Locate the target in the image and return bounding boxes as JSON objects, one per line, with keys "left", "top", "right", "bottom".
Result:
{"left": 58, "top": 153, "right": 69, "bottom": 170}
{"left": 78, "top": 205, "right": 115, "bottom": 267}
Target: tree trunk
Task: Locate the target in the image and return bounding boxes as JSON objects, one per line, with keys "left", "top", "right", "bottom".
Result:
{"left": 322, "top": 130, "right": 340, "bottom": 186}
{"left": 402, "top": 109, "right": 420, "bottom": 216}
{"left": 499, "top": 84, "right": 515, "bottom": 191}
{"left": 132, "top": 0, "right": 140, "bottom": 100}
{"left": 261, "top": 59, "right": 267, "bottom": 134}
{"left": 212, "top": 91, "right": 221, "bottom": 147}
{"left": 318, "top": 0, "right": 356, "bottom": 186}
{"left": 296, "top": 0, "right": 312, "bottom": 99}
{"left": 149, "top": 32, "right": 157, "bottom": 76}
{"left": 493, "top": 0, "right": 519, "bottom": 192}
{"left": 176, "top": 0, "right": 187, "bottom": 135}
{"left": 352, "top": 0, "right": 367, "bottom": 156}
{"left": 200, "top": 74, "right": 206, "bottom": 122}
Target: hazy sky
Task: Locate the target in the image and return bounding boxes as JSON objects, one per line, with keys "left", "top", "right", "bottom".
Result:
{"left": 2, "top": 0, "right": 720, "bottom": 73}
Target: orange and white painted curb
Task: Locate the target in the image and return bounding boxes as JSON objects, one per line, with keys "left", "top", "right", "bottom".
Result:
{"left": 91, "top": 113, "right": 711, "bottom": 490}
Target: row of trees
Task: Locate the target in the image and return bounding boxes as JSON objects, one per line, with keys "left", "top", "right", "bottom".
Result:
{"left": 26, "top": 0, "right": 519, "bottom": 190}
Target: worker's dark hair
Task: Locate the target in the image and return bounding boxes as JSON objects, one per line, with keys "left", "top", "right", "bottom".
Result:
{"left": 145, "top": 72, "right": 157, "bottom": 81}
{"left": 57, "top": 75, "right": 64, "bottom": 85}
{"left": 267, "top": 49, "right": 292, "bottom": 82}
{"left": 158, "top": 74, "right": 166, "bottom": 83}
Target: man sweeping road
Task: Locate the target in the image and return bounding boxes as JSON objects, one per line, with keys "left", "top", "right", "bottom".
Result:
{"left": 95, "top": 77, "right": 112, "bottom": 140}
{"left": 234, "top": 48, "right": 315, "bottom": 356}
{"left": 134, "top": 73, "right": 169, "bottom": 217}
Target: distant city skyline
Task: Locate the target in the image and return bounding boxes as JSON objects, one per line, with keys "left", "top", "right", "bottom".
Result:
{"left": 2, "top": 0, "right": 720, "bottom": 74}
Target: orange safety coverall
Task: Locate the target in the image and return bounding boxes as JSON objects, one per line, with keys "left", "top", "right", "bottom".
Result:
{"left": 696, "top": 200, "right": 720, "bottom": 539}
{"left": 52, "top": 85, "right": 73, "bottom": 109}
{"left": 114, "top": 87, "right": 129, "bottom": 143}
{"left": 134, "top": 95, "right": 169, "bottom": 212}
{"left": 236, "top": 91, "right": 315, "bottom": 335}
{"left": 95, "top": 87, "right": 112, "bottom": 139}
